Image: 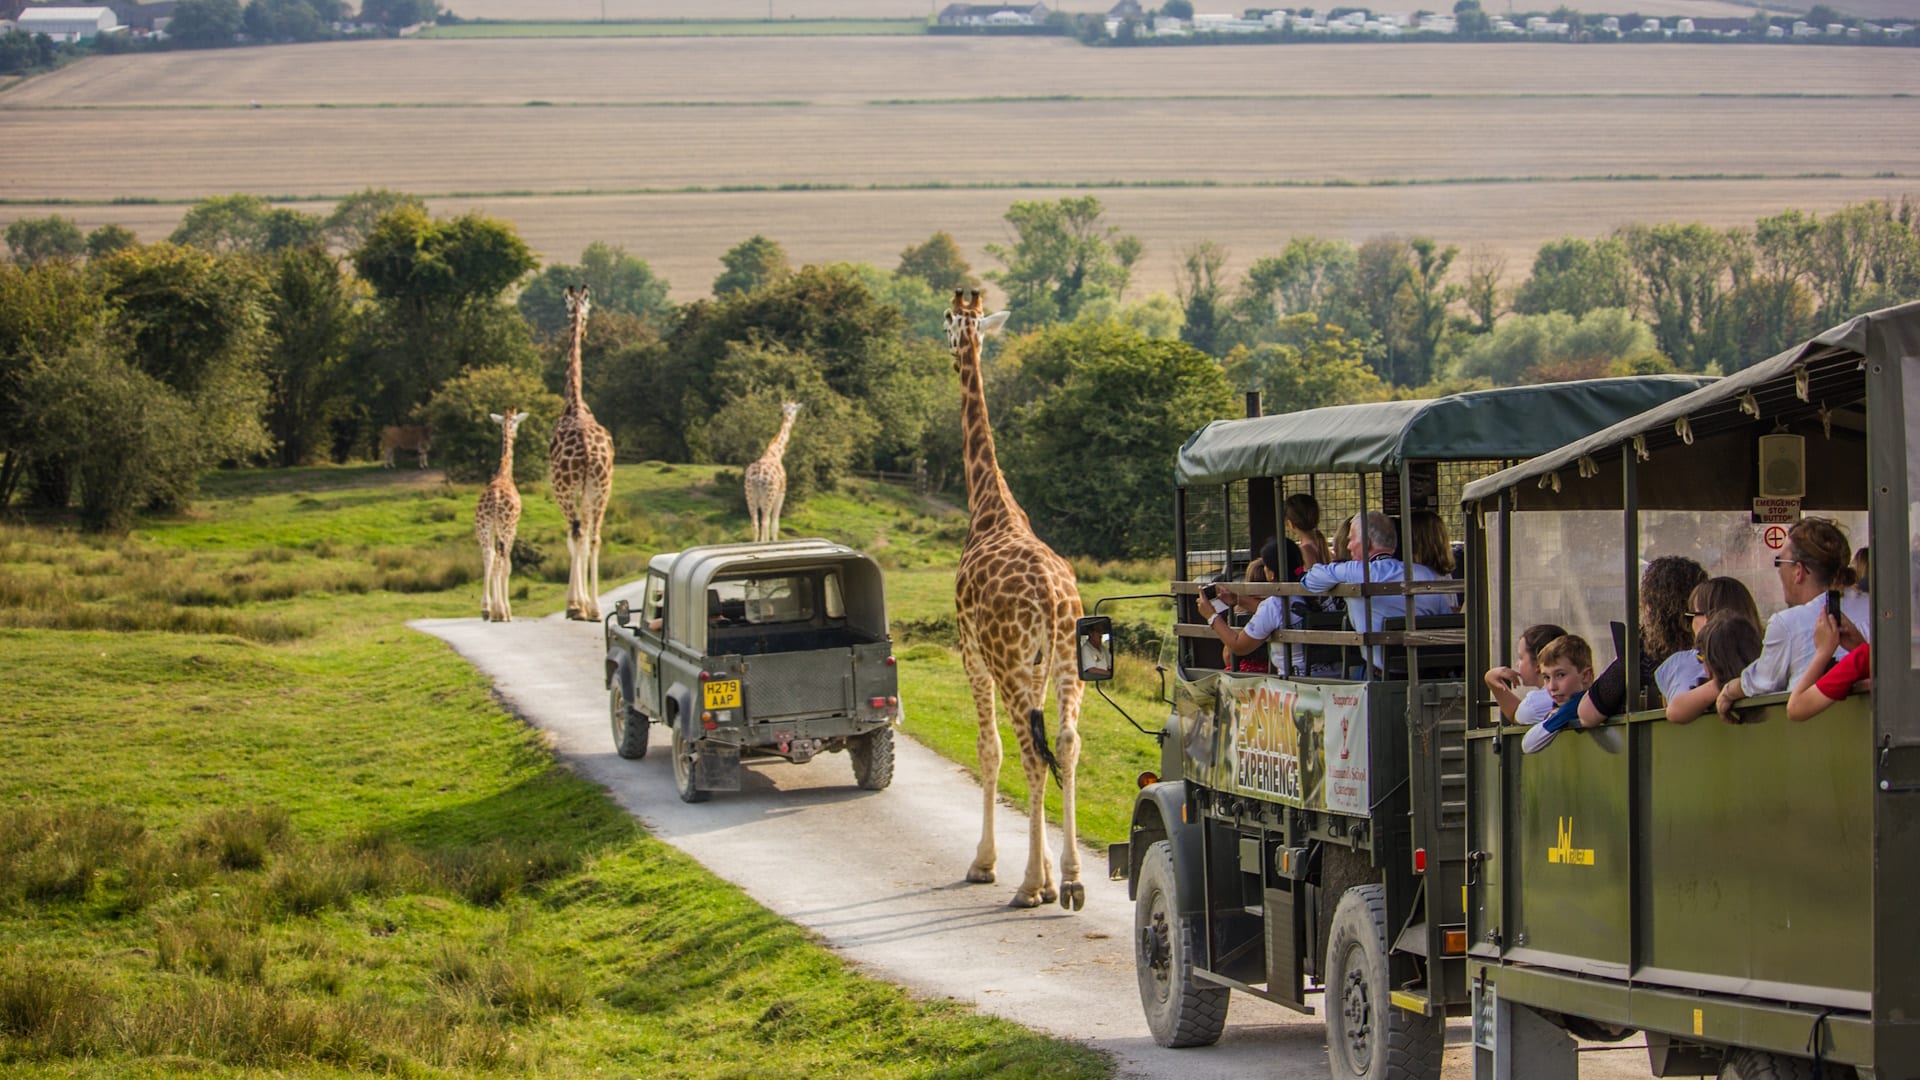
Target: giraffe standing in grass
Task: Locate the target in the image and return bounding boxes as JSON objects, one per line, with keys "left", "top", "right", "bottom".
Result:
{"left": 475, "top": 409, "right": 524, "bottom": 623}
{"left": 548, "top": 286, "right": 615, "bottom": 620}
{"left": 745, "top": 401, "right": 801, "bottom": 542}
{"left": 944, "top": 289, "right": 1086, "bottom": 911}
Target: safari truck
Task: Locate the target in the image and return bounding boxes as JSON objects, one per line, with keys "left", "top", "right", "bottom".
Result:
{"left": 603, "top": 539, "right": 900, "bottom": 803}
{"left": 1457, "top": 302, "right": 1920, "bottom": 1080}
{"left": 1085, "top": 376, "right": 1712, "bottom": 1080}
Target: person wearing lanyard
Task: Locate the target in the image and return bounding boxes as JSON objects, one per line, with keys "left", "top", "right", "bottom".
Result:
{"left": 1299, "top": 509, "right": 1451, "bottom": 676}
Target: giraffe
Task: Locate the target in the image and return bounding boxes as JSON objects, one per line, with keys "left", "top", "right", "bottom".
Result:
{"left": 944, "top": 289, "right": 1086, "bottom": 911}
{"left": 744, "top": 401, "right": 802, "bottom": 542}
{"left": 548, "top": 285, "right": 615, "bottom": 621}
{"left": 475, "top": 409, "right": 524, "bottom": 623}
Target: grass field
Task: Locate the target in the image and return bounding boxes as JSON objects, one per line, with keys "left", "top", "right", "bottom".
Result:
{"left": 432, "top": 0, "right": 1782, "bottom": 19}
{"left": 1, "top": 38, "right": 1916, "bottom": 299}
{"left": 419, "top": 18, "right": 928, "bottom": 36}
{"left": 0, "top": 463, "right": 1152, "bottom": 1076}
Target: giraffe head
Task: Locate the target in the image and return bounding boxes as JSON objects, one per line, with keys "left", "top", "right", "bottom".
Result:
{"left": 943, "top": 289, "right": 1009, "bottom": 371}
{"left": 489, "top": 408, "right": 523, "bottom": 438}
{"left": 782, "top": 401, "right": 802, "bottom": 422}
{"left": 564, "top": 285, "right": 592, "bottom": 328}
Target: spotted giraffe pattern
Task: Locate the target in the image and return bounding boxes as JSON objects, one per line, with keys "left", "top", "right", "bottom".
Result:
{"left": 945, "top": 289, "right": 1086, "bottom": 911}
{"left": 475, "top": 409, "right": 524, "bottom": 623}
{"left": 745, "top": 401, "right": 802, "bottom": 542}
{"left": 548, "top": 286, "right": 615, "bottom": 621}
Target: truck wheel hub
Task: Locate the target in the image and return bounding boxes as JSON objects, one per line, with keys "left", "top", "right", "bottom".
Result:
{"left": 1340, "top": 966, "right": 1373, "bottom": 1066}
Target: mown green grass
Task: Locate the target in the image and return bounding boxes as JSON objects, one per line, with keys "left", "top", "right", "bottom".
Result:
{"left": 419, "top": 19, "right": 927, "bottom": 38}
{"left": 0, "top": 463, "right": 1125, "bottom": 1077}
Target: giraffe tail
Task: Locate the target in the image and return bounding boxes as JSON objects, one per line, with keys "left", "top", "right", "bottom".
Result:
{"left": 1027, "top": 708, "right": 1061, "bottom": 787}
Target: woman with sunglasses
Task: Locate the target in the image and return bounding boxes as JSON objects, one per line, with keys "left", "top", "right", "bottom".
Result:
{"left": 1715, "top": 517, "right": 1871, "bottom": 722}
{"left": 1665, "top": 576, "right": 1763, "bottom": 723}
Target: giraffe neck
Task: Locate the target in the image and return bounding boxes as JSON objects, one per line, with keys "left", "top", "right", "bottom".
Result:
{"left": 494, "top": 425, "right": 516, "bottom": 484}
{"left": 954, "top": 335, "right": 1024, "bottom": 539}
{"left": 763, "top": 412, "right": 798, "bottom": 463}
{"left": 563, "top": 315, "right": 586, "bottom": 410}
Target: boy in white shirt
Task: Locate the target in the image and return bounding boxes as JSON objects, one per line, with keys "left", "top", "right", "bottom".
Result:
{"left": 1484, "top": 622, "right": 1567, "bottom": 725}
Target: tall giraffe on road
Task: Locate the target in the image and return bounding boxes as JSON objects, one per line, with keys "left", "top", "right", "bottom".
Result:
{"left": 745, "top": 401, "right": 802, "bottom": 542}
{"left": 944, "top": 289, "right": 1086, "bottom": 911}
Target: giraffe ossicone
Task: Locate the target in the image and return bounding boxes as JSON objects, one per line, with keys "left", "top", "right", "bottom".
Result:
{"left": 548, "top": 285, "right": 616, "bottom": 621}
{"left": 476, "top": 408, "right": 524, "bottom": 623}
{"left": 745, "top": 400, "right": 802, "bottom": 543}
{"left": 945, "top": 287, "right": 1087, "bottom": 912}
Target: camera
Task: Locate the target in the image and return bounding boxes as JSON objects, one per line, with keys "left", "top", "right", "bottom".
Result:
{"left": 1201, "top": 583, "right": 1219, "bottom": 602}
{"left": 1827, "top": 589, "right": 1844, "bottom": 622}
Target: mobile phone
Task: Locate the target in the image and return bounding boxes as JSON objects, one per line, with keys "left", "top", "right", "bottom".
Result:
{"left": 1827, "top": 589, "right": 1844, "bottom": 622}
{"left": 1201, "top": 583, "right": 1219, "bottom": 602}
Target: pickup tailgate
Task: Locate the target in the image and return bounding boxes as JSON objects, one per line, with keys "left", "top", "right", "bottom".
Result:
{"left": 735, "top": 642, "right": 897, "bottom": 723}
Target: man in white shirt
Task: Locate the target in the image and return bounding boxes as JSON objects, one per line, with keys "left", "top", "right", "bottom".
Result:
{"left": 1299, "top": 510, "right": 1454, "bottom": 675}
{"left": 1717, "top": 519, "right": 1870, "bottom": 717}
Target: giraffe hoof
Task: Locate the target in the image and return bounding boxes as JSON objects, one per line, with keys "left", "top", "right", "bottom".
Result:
{"left": 1007, "top": 890, "right": 1044, "bottom": 909}
{"left": 966, "top": 865, "right": 996, "bottom": 885}
{"left": 1059, "top": 882, "right": 1086, "bottom": 911}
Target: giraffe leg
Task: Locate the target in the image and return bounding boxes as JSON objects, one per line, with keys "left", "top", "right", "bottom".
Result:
{"left": 769, "top": 494, "right": 783, "bottom": 542}
{"left": 497, "top": 538, "right": 514, "bottom": 622}
{"left": 961, "top": 645, "right": 999, "bottom": 885}
{"left": 582, "top": 502, "right": 605, "bottom": 620}
{"left": 479, "top": 534, "right": 495, "bottom": 621}
{"left": 1055, "top": 669, "right": 1085, "bottom": 911}
{"left": 1012, "top": 680, "right": 1056, "bottom": 908}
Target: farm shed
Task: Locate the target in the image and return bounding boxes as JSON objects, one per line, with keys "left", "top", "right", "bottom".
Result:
{"left": 936, "top": 2, "right": 1049, "bottom": 25}
{"left": 17, "top": 4, "right": 118, "bottom": 39}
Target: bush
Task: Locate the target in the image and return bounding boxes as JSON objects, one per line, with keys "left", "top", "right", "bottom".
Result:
{"left": 424, "top": 366, "right": 563, "bottom": 484}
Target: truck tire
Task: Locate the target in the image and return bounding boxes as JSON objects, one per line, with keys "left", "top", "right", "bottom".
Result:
{"left": 671, "top": 727, "right": 709, "bottom": 804}
{"left": 1720, "top": 1050, "right": 1837, "bottom": 1080}
{"left": 610, "top": 684, "right": 649, "bottom": 761}
{"left": 1325, "top": 883, "right": 1443, "bottom": 1080}
{"left": 1135, "top": 839, "right": 1228, "bottom": 1047}
{"left": 849, "top": 726, "right": 895, "bottom": 790}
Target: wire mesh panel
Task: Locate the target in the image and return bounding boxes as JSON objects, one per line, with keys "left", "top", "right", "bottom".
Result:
{"left": 1184, "top": 483, "right": 1230, "bottom": 585}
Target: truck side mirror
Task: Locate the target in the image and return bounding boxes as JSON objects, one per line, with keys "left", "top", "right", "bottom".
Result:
{"left": 614, "top": 599, "right": 632, "bottom": 627}
{"left": 1075, "top": 615, "right": 1114, "bottom": 683}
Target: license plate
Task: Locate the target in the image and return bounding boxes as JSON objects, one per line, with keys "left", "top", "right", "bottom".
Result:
{"left": 703, "top": 679, "right": 741, "bottom": 709}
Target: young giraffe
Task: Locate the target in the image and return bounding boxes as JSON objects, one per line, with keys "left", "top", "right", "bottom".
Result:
{"left": 944, "top": 289, "right": 1086, "bottom": 911}
{"left": 548, "top": 286, "right": 615, "bottom": 620}
{"left": 475, "top": 409, "right": 524, "bottom": 623}
{"left": 744, "top": 401, "right": 802, "bottom": 542}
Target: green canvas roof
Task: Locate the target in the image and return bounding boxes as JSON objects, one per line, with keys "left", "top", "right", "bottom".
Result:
{"left": 1174, "top": 375, "right": 1715, "bottom": 486}
{"left": 1460, "top": 301, "right": 1920, "bottom": 506}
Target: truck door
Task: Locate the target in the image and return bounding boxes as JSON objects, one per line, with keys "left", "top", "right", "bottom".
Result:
{"left": 636, "top": 570, "right": 668, "bottom": 716}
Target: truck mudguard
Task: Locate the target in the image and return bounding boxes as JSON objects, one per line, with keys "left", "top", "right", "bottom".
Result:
{"left": 1131, "top": 781, "right": 1205, "bottom": 918}
{"left": 605, "top": 647, "right": 635, "bottom": 704}
{"left": 664, "top": 680, "right": 698, "bottom": 740}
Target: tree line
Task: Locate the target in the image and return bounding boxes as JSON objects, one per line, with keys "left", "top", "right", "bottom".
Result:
{"left": 3, "top": 191, "right": 1914, "bottom": 553}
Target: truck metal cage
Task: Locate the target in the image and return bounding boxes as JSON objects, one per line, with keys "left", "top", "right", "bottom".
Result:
{"left": 1457, "top": 301, "right": 1920, "bottom": 1077}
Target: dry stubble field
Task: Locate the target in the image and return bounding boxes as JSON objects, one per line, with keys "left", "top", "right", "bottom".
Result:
{"left": 3, "top": 37, "right": 1917, "bottom": 299}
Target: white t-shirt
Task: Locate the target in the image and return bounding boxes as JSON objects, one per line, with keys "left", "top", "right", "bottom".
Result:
{"left": 1244, "top": 594, "right": 1302, "bottom": 676}
{"left": 1514, "top": 687, "right": 1553, "bottom": 725}
{"left": 1740, "top": 590, "right": 1873, "bottom": 696}
{"left": 1654, "top": 650, "right": 1708, "bottom": 700}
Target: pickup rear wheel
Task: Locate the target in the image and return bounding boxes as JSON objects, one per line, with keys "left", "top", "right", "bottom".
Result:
{"left": 1325, "top": 883, "right": 1443, "bottom": 1080}
{"left": 671, "top": 726, "right": 709, "bottom": 803}
{"left": 610, "top": 684, "right": 649, "bottom": 760}
{"left": 849, "top": 726, "right": 895, "bottom": 790}
{"left": 1135, "top": 839, "right": 1228, "bottom": 1047}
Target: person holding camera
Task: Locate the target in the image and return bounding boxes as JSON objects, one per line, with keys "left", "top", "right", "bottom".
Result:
{"left": 1716, "top": 517, "right": 1870, "bottom": 721}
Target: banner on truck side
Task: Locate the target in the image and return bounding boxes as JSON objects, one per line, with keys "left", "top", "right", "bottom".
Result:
{"left": 1175, "top": 673, "right": 1371, "bottom": 815}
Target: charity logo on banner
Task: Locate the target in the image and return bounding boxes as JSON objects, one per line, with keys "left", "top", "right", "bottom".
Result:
{"left": 1175, "top": 672, "right": 1370, "bottom": 815}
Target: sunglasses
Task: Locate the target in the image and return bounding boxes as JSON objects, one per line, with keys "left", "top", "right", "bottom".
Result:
{"left": 1772, "top": 556, "right": 1801, "bottom": 568}
{"left": 1683, "top": 610, "right": 1707, "bottom": 619}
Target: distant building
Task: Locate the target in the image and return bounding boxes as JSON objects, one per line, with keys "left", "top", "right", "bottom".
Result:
{"left": 16, "top": 5, "right": 119, "bottom": 40}
{"left": 936, "top": 2, "right": 1049, "bottom": 25}
{"left": 1106, "top": 0, "right": 1143, "bottom": 18}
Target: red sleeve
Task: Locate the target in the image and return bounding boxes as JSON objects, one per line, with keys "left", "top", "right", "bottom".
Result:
{"left": 1814, "top": 644, "right": 1871, "bottom": 700}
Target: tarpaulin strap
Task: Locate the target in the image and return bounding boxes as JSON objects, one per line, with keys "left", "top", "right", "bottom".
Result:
{"left": 1577, "top": 455, "right": 1599, "bottom": 480}
{"left": 1818, "top": 401, "right": 1833, "bottom": 440}
{"left": 1674, "top": 416, "right": 1694, "bottom": 445}
{"left": 1806, "top": 1007, "right": 1835, "bottom": 1078}
{"left": 1795, "top": 364, "right": 1811, "bottom": 401}
{"left": 1738, "top": 390, "right": 1761, "bottom": 418}
{"left": 1632, "top": 434, "right": 1650, "bottom": 462}
{"left": 1537, "top": 471, "right": 1561, "bottom": 494}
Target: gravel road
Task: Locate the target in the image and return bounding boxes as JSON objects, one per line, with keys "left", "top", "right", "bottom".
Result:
{"left": 415, "top": 599, "right": 1654, "bottom": 1080}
